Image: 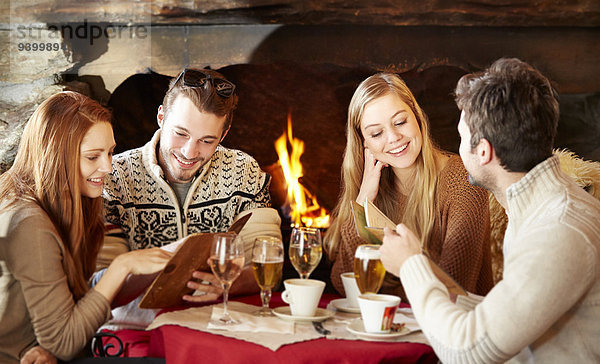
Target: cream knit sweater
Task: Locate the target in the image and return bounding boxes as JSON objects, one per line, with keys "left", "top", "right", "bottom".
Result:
{"left": 400, "top": 156, "right": 600, "bottom": 363}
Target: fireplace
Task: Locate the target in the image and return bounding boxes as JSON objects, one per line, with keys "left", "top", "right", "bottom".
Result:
{"left": 3, "top": 2, "right": 600, "bottom": 174}
{"left": 2, "top": 1, "right": 600, "bottom": 288}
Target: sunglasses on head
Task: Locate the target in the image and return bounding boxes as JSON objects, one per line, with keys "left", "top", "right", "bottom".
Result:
{"left": 170, "top": 68, "right": 236, "bottom": 98}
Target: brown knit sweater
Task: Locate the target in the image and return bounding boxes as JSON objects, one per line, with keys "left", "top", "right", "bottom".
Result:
{"left": 330, "top": 155, "right": 493, "bottom": 302}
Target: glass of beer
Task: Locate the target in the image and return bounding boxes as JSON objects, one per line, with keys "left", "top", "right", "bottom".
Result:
{"left": 289, "top": 227, "right": 322, "bottom": 279}
{"left": 353, "top": 244, "right": 386, "bottom": 294}
{"left": 251, "top": 236, "right": 284, "bottom": 316}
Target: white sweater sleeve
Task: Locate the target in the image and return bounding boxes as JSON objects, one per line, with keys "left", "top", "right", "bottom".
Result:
{"left": 455, "top": 292, "right": 484, "bottom": 310}
{"left": 400, "top": 228, "right": 596, "bottom": 364}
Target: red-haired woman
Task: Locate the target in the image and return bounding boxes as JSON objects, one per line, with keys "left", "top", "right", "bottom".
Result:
{"left": 0, "top": 92, "right": 171, "bottom": 363}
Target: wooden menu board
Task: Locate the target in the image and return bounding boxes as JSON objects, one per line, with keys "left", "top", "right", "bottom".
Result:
{"left": 138, "top": 213, "right": 252, "bottom": 309}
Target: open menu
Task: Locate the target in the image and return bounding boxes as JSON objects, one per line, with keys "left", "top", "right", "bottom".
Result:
{"left": 138, "top": 213, "right": 252, "bottom": 309}
{"left": 351, "top": 200, "right": 466, "bottom": 296}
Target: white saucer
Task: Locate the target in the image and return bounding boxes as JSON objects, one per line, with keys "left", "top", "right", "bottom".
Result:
{"left": 272, "top": 306, "right": 334, "bottom": 322}
{"left": 330, "top": 298, "right": 361, "bottom": 314}
{"left": 346, "top": 318, "right": 410, "bottom": 341}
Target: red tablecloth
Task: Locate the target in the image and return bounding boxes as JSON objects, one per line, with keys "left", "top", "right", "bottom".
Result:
{"left": 101, "top": 293, "right": 438, "bottom": 364}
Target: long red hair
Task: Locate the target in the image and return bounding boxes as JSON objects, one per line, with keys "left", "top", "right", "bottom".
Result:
{"left": 0, "top": 91, "right": 111, "bottom": 299}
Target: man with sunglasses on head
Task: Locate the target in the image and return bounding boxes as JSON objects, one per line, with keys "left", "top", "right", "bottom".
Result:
{"left": 96, "top": 68, "right": 282, "bottom": 329}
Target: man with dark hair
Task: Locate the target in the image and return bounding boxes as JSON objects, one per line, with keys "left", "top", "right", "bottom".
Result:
{"left": 97, "top": 68, "right": 281, "bottom": 329}
{"left": 380, "top": 58, "right": 600, "bottom": 363}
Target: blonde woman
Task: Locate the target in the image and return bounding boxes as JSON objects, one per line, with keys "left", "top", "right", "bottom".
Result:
{"left": 325, "top": 73, "right": 493, "bottom": 300}
{"left": 0, "top": 92, "right": 171, "bottom": 363}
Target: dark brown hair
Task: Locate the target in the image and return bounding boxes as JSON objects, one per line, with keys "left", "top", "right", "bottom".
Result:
{"left": 162, "top": 68, "right": 238, "bottom": 134}
{"left": 455, "top": 58, "right": 559, "bottom": 172}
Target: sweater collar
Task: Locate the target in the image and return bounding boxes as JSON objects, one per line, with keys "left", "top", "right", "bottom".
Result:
{"left": 505, "top": 155, "right": 568, "bottom": 218}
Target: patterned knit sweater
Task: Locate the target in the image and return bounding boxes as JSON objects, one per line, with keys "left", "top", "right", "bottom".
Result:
{"left": 103, "top": 130, "right": 272, "bottom": 251}
{"left": 330, "top": 155, "right": 494, "bottom": 301}
{"left": 99, "top": 130, "right": 281, "bottom": 329}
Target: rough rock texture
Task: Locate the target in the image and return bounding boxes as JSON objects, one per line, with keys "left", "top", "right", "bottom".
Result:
{"left": 1, "top": 1, "right": 599, "bottom": 177}
{"left": 7, "top": 1, "right": 600, "bottom": 26}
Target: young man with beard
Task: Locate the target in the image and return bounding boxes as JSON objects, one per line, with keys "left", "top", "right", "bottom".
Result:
{"left": 380, "top": 58, "right": 600, "bottom": 363}
{"left": 97, "top": 68, "right": 281, "bottom": 328}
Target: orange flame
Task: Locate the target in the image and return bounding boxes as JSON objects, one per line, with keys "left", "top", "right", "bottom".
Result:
{"left": 274, "top": 113, "right": 330, "bottom": 228}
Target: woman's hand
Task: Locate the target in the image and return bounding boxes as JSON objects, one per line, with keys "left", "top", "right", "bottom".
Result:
{"left": 95, "top": 248, "right": 172, "bottom": 303}
{"left": 356, "top": 148, "right": 388, "bottom": 205}
{"left": 116, "top": 248, "right": 172, "bottom": 275}
{"left": 20, "top": 345, "right": 56, "bottom": 364}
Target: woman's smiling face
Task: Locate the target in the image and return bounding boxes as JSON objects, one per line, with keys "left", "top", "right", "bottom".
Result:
{"left": 360, "top": 93, "right": 422, "bottom": 171}
{"left": 79, "top": 122, "right": 115, "bottom": 198}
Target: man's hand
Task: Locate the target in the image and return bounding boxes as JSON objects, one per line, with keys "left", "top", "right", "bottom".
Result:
{"left": 182, "top": 271, "right": 224, "bottom": 302}
{"left": 182, "top": 267, "right": 259, "bottom": 302}
{"left": 20, "top": 346, "right": 56, "bottom": 364}
{"left": 380, "top": 224, "right": 422, "bottom": 277}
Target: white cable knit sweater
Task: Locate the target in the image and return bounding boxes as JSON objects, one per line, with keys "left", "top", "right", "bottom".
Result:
{"left": 400, "top": 156, "right": 600, "bottom": 363}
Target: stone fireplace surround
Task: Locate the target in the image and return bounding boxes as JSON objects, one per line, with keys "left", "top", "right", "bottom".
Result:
{"left": 3, "top": 2, "right": 600, "bottom": 177}
{"left": 2, "top": 1, "right": 599, "bottom": 285}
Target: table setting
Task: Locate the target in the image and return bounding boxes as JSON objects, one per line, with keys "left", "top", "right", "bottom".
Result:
{"left": 145, "top": 233, "right": 429, "bottom": 351}
{"left": 97, "top": 231, "right": 437, "bottom": 363}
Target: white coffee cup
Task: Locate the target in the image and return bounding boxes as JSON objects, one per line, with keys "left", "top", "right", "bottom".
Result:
{"left": 340, "top": 272, "right": 360, "bottom": 308}
{"left": 358, "top": 294, "right": 401, "bottom": 333}
{"left": 281, "top": 278, "right": 325, "bottom": 317}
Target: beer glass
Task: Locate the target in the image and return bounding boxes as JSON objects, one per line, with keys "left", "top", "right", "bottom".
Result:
{"left": 251, "top": 236, "right": 284, "bottom": 316}
{"left": 289, "top": 227, "right": 322, "bottom": 279}
{"left": 208, "top": 233, "right": 245, "bottom": 325}
{"left": 353, "top": 244, "right": 386, "bottom": 294}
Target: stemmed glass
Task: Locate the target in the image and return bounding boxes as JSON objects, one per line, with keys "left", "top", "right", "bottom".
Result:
{"left": 207, "top": 232, "right": 245, "bottom": 325}
{"left": 251, "top": 236, "right": 284, "bottom": 316}
{"left": 289, "top": 227, "right": 322, "bottom": 279}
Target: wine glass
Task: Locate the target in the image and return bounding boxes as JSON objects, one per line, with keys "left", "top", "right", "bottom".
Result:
{"left": 251, "top": 236, "right": 284, "bottom": 316}
{"left": 207, "top": 232, "right": 245, "bottom": 325}
{"left": 289, "top": 227, "right": 322, "bottom": 279}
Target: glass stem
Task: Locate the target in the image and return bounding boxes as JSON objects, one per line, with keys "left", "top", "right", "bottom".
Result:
{"left": 260, "top": 288, "right": 272, "bottom": 309}
{"left": 222, "top": 283, "right": 231, "bottom": 320}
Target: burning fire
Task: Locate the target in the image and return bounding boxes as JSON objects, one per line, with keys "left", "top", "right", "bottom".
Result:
{"left": 274, "top": 113, "right": 330, "bottom": 228}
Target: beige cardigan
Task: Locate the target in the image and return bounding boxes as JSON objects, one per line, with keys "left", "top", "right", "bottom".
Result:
{"left": 0, "top": 199, "right": 111, "bottom": 363}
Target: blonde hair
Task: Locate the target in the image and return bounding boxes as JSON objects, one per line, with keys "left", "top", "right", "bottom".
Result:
{"left": 0, "top": 91, "right": 111, "bottom": 299}
{"left": 325, "top": 73, "right": 444, "bottom": 257}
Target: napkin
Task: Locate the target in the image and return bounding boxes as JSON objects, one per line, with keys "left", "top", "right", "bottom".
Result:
{"left": 207, "top": 305, "right": 294, "bottom": 334}
{"left": 147, "top": 301, "right": 323, "bottom": 351}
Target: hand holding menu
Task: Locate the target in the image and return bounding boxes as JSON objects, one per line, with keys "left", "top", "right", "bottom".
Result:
{"left": 351, "top": 200, "right": 466, "bottom": 297}
{"left": 138, "top": 213, "right": 252, "bottom": 309}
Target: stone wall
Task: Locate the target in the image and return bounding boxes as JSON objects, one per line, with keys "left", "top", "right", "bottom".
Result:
{"left": 1, "top": 1, "right": 599, "bottom": 176}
